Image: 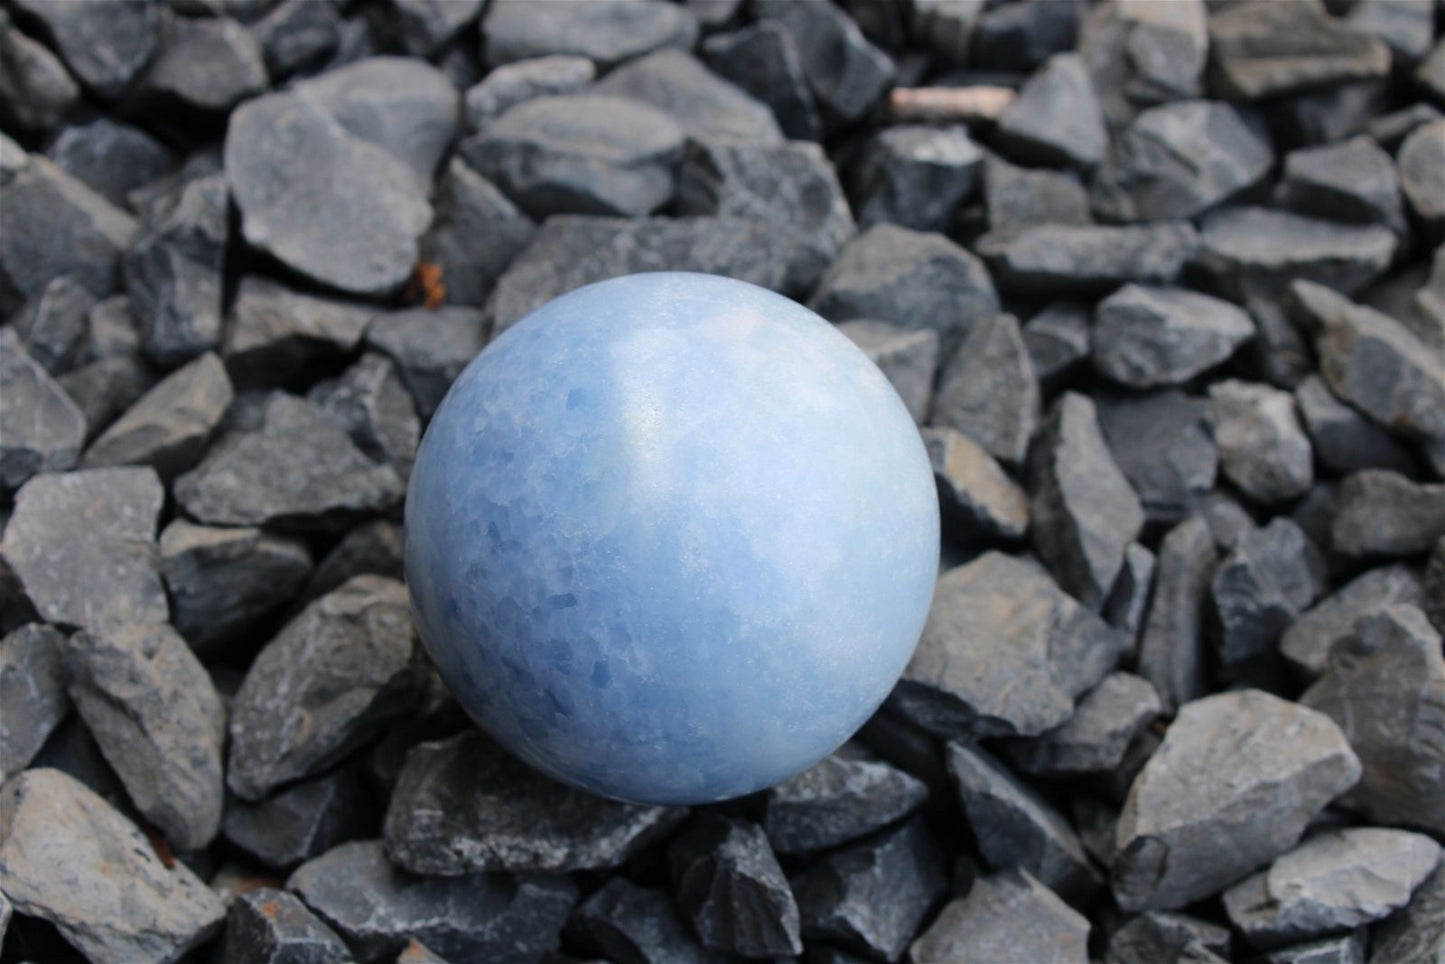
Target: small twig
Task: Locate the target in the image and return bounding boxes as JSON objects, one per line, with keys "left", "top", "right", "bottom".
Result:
{"left": 888, "top": 86, "right": 1016, "bottom": 124}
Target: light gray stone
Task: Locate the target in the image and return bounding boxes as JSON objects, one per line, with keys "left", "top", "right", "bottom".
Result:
{"left": 920, "top": 427, "right": 1029, "bottom": 543}
{"left": 1369, "top": 862, "right": 1445, "bottom": 964}
{"left": 0, "top": 327, "right": 86, "bottom": 496}
{"left": 82, "top": 351, "right": 231, "bottom": 477}
{"left": 1208, "top": 0, "right": 1390, "bottom": 100}
{"left": 910, "top": 869, "right": 1090, "bottom": 964}
{"left": 1331, "top": 470, "right": 1445, "bottom": 559}
{"left": 464, "top": 55, "right": 595, "bottom": 127}
{"left": 591, "top": 48, "right": 784, "bottom": 145}
{"left": 1005, "top": 672, "right": 1162, "bottom": 777}
{"left": 1196, "top": 207, "right": 1396, "bottom": 303}
{"left": 481, "top": 0, "right": 697, "bottom": 70}
{"left": 0, "top": 623, "right": 69, "bottom": 783}
{"left": 1208, "top": 379, "right": 1314, "bottom": 504}
{"left": 1282, "top": 565, "right": 1424, "bottom": 678}
{"left": 852, "top": 125, "right": 983, "bottom": 232}
{"left": 418, "top": 159, "right": 536, "bottom": 308}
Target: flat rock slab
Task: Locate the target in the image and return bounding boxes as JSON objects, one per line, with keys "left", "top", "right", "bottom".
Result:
{"left": 1208, "top": 0, "right": 1390, "bottom": 100}
{"left": 481, "top": 0, "right": 697, "bottom": 70}
{"left": 1195, "top": 207, "right": 1396, "bottom": 302}
{"left": 1281, "top": 565, "right": 1423, "bottom": 678}
{"left": 82, "top": 351, "right": 233, "bottom": 477}
{"left": 976, "top": 221, "right": 1199, "bottom": 293}
{"left": 0, "top": 622, "right": 70, "bottom": 783}
{"left": 591, "top": 48, "right": 784, "bottom": 145}
{"left": 1092, "top": 284, "right": 1255, "bottom": 389}
{"left": 911, "top": 869, "right": 1090, "bottom": 964}
{"left": 1004, "top": 671, "right": 1162, "bottom": 777}
{"left": 931, "top": 312, "right": 1039, "bottom": 468}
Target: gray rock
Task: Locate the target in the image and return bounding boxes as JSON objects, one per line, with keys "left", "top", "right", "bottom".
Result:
{"left": 1208, "top": 380, "right": 1315, "bottom": 504}
{"left": 984, "top": 156, "right": 1093, "bottom": 230}
{"left": 364, "top": 306, "right": 485, "bottom": 419}
{"left": 0, "top": 9, "right": 80, "bottom": 132}
{"left": 1106, "top": 911, "right": 1231, "bottom": 964}
{"left": 931, "top": 312, "right": 1040, "bottom": 468}
{"left": 977, "top": 221, "right": 1198, "bottom": 293}
{"left": 1368, "top": 102, "right": 1442, "bottom": 151}
{"left": 392, "top": 0, "right": 483, "bottom": 56}
{"left": 675, "top": 138, "right": 854, "bottom": 294}
{"left": 219, "top": 887, "right": 351, "bottom": 964}
{"left": 223, "top": 276, "right": 373, "bottom": 387}
{"left": 996, "top": 53, "right": 1108, "bottom": 168}
{"left": 791, "top": 816, "right": 948, "bottom": 963}
{"left": 1137, "top": 518, "right": 1218, "bottom": 713}
{"left": 0, "top": 327, "right": 86, "bottom": 495}
{"left": 754, "top": 0, "right": 893, "bottom": 124}
{"left": 252, "top": 0, "right": 340, "bottom": 79}
{"left": 299, "top": 519, "right": 404, "bottom": 605}
{"left": 288, "top": 839, "right": 578, "bottom": 964}
{"left": 0, "top": 623, "right": 69, "bottom": 783}
{"left": 464, "top": 55, "right": 595, "bottom": 128}
{"left": 82, "top": 351, "right": 232, "bottom": 477}
{"left": 1093, "top": 285, "right": 1254, "bottom": 388}
{"left": 46, "top": 118, "right": 175, "bottom": 211}
{"left": 417, "top": 159, "right": 537, "bottom": 309}
{"left": 701, "top": 21, "right": 819, "bottom": 141}
{"left": 0, "top": 466, "right": 166, "bottom": 635}
{"left": 11, "top": 0, "right": 158, "bottom": 100}
{"left": 158, "top": 518, "right": 311, "bottom": 655}
{"left": 1211, "top": 517, "right": 1326, "bottom": 680}
{"left": 60, "top": 358, "right": 153, "bottom": 442}
{"left": 228, "top": 575, "right": 425, "bottom": 800}
{"left": 971, "top": 0, "right": 1080, "bottom": 70}
{"left": 1031, "top": 392, "right": 1145, "bottom": 610}
{"left": 1296, "top": 376, "right": 1419, "bottom": 477}
{"left": 62, "top": 623, "right": 225, "bottom": 851}
{"left": 0, "top": 768, "right": 224, "bottom": 963}
{"left": 1004, "top": 672, "right": 1162, "bottom": 777}
{"left": 1106, "top": 543, "right": 1156, "bottom": 652}
{"left": 1078, "top": 0, "right": 1208, "bottom": 128}
{"left": 909, "top": 0, "right": 985, "bottom": 64}
{"left": 485, "top": 216, "right": 793, "bottom": 334}
{"left": 1303, "top": 605, "right": 1445, "bottom": 835}
{"left": 1023, "top": 300, "right": 1091, "bottom": 383}
{"left": 1096, "top": 390, "right": 1217, "bottom": 526}
{"left": 910, "top": 869, "right": 1090, "bottom": 964}
{"left": 809, "top": 224, "right": 999, "bottom": 355}
{"left": 1369, "top": 861, "right": 1445, "bottom": 964}
{"left": 920, "top": 427, "right": 1030, "bottom": 543}
{"left": 592, "top": 48, "right": 784, "bottom": 145}
{"left": 1282, "top": 565, "right": 1425, "bottom": 678}
{"left": 668, "top": 815, "right": 802, "bottom": 958}
{"left": 762, "top": 747, "right": 928, "bottom": 855}
{"left": 947, "top": 741, "right": 1104, "bottom": 902}
{"left": 1275, "top": 135, "right": 1406, "bottom": 236}
{"left": 383, "top": 730, "right": 685, "bottom": 874}
{"left": 224, "top": 90, "right": 431, "bottom": 297}
{"left": 174, "top": 393, "right": 403, "bottom": 533}
{"left": 1331, "top": 470, "right": 1445, "bottom": 559}
{"left": 569, "top": 878, "right": 721, "bottom": 964}
{"left": 1208, "top": 0, "right": 1390, "bottom": 100}
{"left": 134, "top": 15, "right": 267, "bottom": 118}
{"left": 11, "top": 275, "right": 95, "bottom": 376}
{"left": 838, "top": 321, "right": 939, "bottom": 424}
{"left": 1113, "top": 690, "right": 1362, "bottom": 912}
{"left": 889, "top": 551, "right": 1125, "bottom": 739}
{"left": 222, "top": 764, "right": 372, "bottom": 871}
{"left": 1224, "top": 828, "right": 1441, "bottom": 949}
{"left": 459, "top": 93, "right": 683, "bottom": 218}
{"left": 1263, "top": 933, "right": 1366, "bottom": 964}
{"left": 1196, "top": 207, "right": 1396, "bottom": 303}
{"left": 0, "top": 153, "right": 138, "bottom": 315}
{"left": 308, "top": 353, "right": 419, "bottom": 480}
{"left": 1426, "top": 538, "right": 1445, "bottom": 634}
{"left": 1420, "top": 35, "right": 1445, "bottom": 100}
{"left": 483, "top": 0, "right": 696, "bottom": 70}
{"left": 1347, "top": 0, "right": 1435, "bottom": 62}
{"left": 853, "top": 125, "right": 983, "bottom": 231}
{"left": 1399, "top": 118, "right": 1445, "bottom": 234}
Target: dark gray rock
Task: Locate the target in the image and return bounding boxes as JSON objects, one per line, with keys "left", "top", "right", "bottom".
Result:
{"left": 910, "top": 869, "right": 1090, "bottom": 964}
{"left": 46, "top": 119, "right": 175, "bottom": 211}
{"left": 383, "top": 730, "right": 685, "bottom": 874}
{"left": 1370, "top": 862, "right": 1445, "bottom": 964}
{"left": 946, "top": 741, "right": 1103, "bottom": 903}
{"left": 1223, "top": 828, "right": 1441, "bottom": 949}
{"left": 791, "top": 816, "right": 948, "bottom": 963}
{"left": 224, "top": 90, "right": 431, "bottom": 297}
{"left": 158, "top": 518, "right": 311, "bottom": 655}
{"left": 1078, "top": 0, "right": 1208, "bottom": 128}
{"left": 909, "top": 0, "right": 984, "bottom": 64}
{"left": 222, "top": 764, "right": 372, "bottom": 871}
{"left": 931, "top": 312, "right": 1039, "bottom": 468}
{"left": 1096, "top": 390, "right": 1217, "bottom": 526}
{"left": 1004, "top": 671, "right": 1162, "bottom": 777}
{"left": 0, "top": 623, "right": 69, "bottom": 783}
{"left": 1113, "top": 690, "right": 1362, "bottom": 912}
{"left": 392, "top": 0, "right": 484, "bottom": 56}
{"left": 1106, "top": 911, "right": 1231, "bottom": 964}
{"left": 486, "top": 216, "right": 792, "bottom": 334}
{"left": 592, "top": 48, "right": 784, "bottom": 145}
{"left": 1282, "top": 565, "right": 1424, "bottom": 678}
{"left": 668, "top": 815, "right": 802, "bottom": 958}
{"left": 1136, "top": 517, "right": 1218, "bottom": 713}
{"left": 1093, "top": 285, "right": 1254, "bottom": 388}
{"left": 223, "top": 276, "right": 373, "bottom": 387}
{"left": 889, "top": 551, "right": 1125, "bottom": 739}
{"left": 416, "top": 159, "right": 536, "bottom": 309}
{"left": 700, "top": 22, "right": 819, "bottom": 141}
{"left": 59, "top": 359, "right": 153, "bottom": 445}
{"left": 1261, "top": 933, "right": 1365, "bottom": 964}
{"left": 134, "top": 15, "right": 267, "bottom": 118}
{"left": 0, "top": 466, "right": 166, "bottom": 635}
{"left": 1399, "top": 118, "right": 1445, "bottom": 234}
{"left": 11, "top": 0, "right": 158, "bottom": 100}
{"left": 1023, "top": 300, "right": 1090, "bottom": 383}
{"left": 1420, "top": 36, "right": 1445, "bottom": 101}
{"left": 762, "top": 746, "right": 928, "bottom": 855}
{"left": 1275, "top": 135, "right": 1406, "bottom": 236}
{"left": 1092, "top": 100, "right": 1272, "bottom": 222}
{"left": 11, "top": 275, "right": 95, "bottom": 376}
{"left": 1210, "top": 517, "right": 1326, "bottom": 680}
{"left": 460, "top": 93, "right": 683, "bottom": 218}
{"left": 1208, "top": 380, "right": 1315, "bottom": 504}
{"left": 971, "top": 0, "right": 1080, "bottom": 70}
{"left": 482, "top": 0, "right": 697, "bottom": 70}
{"left": 1031, "top": 392, "right": 1145, "bottom": 610}
{"left": 174, "top": 393, "right": 403, "bottom": 532}
{"left": 62, "top": 623, "right": 224, "bottom": 851}
{"left": 675, "top": 138, "right": 854, "bottom": 294}
{"left": 984, "top": 156, "right": 1092, "bottom": 230}
{"left": 810, "top": 224, "right": 999, "bottom": 355}
{"left": 82, "top": 351, "right": 232, "bottom": 476}
{"left": 299, "top": 519, "right": 404, "bottom": 605}
{"left": 1426, "top": 538, "right": 1445, "bottom": 634}
{"left": 1331, "top": 470, "right": 1445, "bottom": 559}
{"left": 0, "top": 327, "right": 86, "bottom": 495}
{"left": 0, "top": 9, "right": 80, "bottom": 132}
{"left": 1296, "top": 376, "right": 1419, "bottom": 477}
{"left": 569, "top": 878, "right": 721, "bottom": 964}
{"left": 754, "top": 0, "right": 893, "bottom": 124}
{"left": 227, "top": 575, "right": 425, "bottom": 800}
{"left": 1368, "top": 103, "right": 1442, "bottom": 151}
{"left": 838, "top": 321, "right": 938, "bottom": 424}
{"left": 308, "top": 353, "right": 419, "bottom": 480}
{"left": 364, "top": 306, "right": 485, "bottom": 419}
{"left": 288, "top": 839, "right": 578, "bottom": 964}
{"left": 252, "top": 0, "right": 340, "bottom": 79}
{"left": 0, "top": 767, "right": 224, "bottom": 963}
{"left": 977, "top": 221, "right": 1198, "bottom": 293}
{"left": 1302, "top": 605, "right": 1445, "bottom": 835}
{"left": 464, "top": 55, "right": 595, "bottom": 128}
{"left": 853, "top": 125, "right": 983, "bottom": 231}
{"left": 219, "top": 887, "right": 351, "bottom": 964}
{"left": 1208, "top": 0, "right": 1390, "bottom": 100}
{"left": 1196, "top": 207, "right": 1396, "bottom": 302}
{"left": 996, "top": 53, "right": 1108, "bottom": 168}
{"left": 1106, "top": 543, "right": 1156, "bottom": 651}
{"left": 920, "top": 427, "right": 1030, "bottom": 543}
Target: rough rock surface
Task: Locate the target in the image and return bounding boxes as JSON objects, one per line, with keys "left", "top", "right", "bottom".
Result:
{"left": 838, "top": 321, "right": 938, "bottom": 425}
{"left": 931, "top": 312, "right": 1039, "bottom": 467}
{"left": 218, "top": 887, "right": 352, "bottom": 964}
{"left": 1004, "top": 672, "right": 1162, "bottom": 777}
{"left": 1209, "top": 380, "right": 1315, "bottom": 505}
{"left": 910, "top": 869, "right": 1090, "bottom": 964}
{"left": 920, "top": 427, "right": 1030, "bottom": 543}
{"left": 1210, "top": 518, "right": 1326, "bottom": 680}
{"left": 0, "top": 623, "right": 69, "bottom": 783}
{"left": 0, "top": 327, "right": 86, "bottom": 496}
{"left": 1096, "top": 390, "right": 1217, "bottom": 526}
{"left": 1092, "top": 285, "right": 1254, "bottom": 388}
{"left": 762, "top": 747, "right": 928, "bottom": 855}
{"left": 82, "top": 351, "right": 232, "bottom": 477}
{"left": 1281, "top": 565, "right": 1424, "bottom": 678}
{"left": 1330, "top": 470, "right": 1445, "bottom": 559}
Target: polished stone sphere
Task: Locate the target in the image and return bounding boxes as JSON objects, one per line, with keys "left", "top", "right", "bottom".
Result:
{"left": 405, "top": 272, "right": 939, "bottom": 804}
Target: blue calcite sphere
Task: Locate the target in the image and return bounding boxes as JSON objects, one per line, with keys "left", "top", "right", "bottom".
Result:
{"left": 405, "top": 273, "right": 939, "bottom": 804}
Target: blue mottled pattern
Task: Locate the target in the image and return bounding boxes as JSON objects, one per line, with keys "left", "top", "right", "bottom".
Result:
{"left": 405, "top": 273, "right": 939, "bottom": 804}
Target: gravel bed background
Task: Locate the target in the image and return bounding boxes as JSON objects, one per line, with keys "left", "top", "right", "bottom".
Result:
{"left": 2, "top": 0, "right": 1444, "bottom": 962}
